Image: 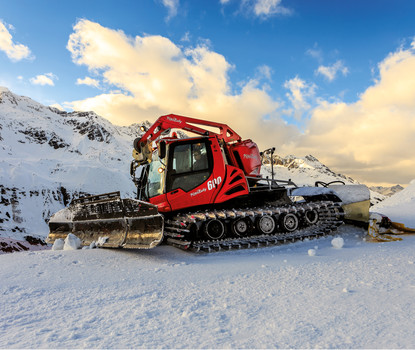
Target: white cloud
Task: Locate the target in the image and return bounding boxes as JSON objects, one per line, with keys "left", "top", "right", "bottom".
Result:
{"left": 316, "top": 60, "right": 349, "bottom": 82}
{"left": 161, "top": 0, "right": 179, "bottom": 20}
{"left": 284, "top": 76, "right": 316, "bottom": 120}
{"left": 180, "top": 31, "right": 190, "bottom": 42}
{"left": 253, "top": 0, "right": 292, "bottom": 18}
{"left": 281, "top": 39, "right": 415, "bottom": 185}
{"left": 220, "top": 0, "right": 291, "bottom": 19}
{"left": 0, "top": 20, "right": 32, "bottom": 61}
{"left": 49, "top": 103, "right": 65, "bottom": 111}
{"left": 306, "top": 44, "right": 323, "bottom": 63}
{"left": 30, "top": 73, "right": 57, "bottom": 86}
{"left": 66, "top": 19, "right": 294, "bottom": 147}
{"left": 256, "top": 64, "right": 273, "bottom": 81}
{"left": 76, "top": 76, "right": 100, "bottom": 88}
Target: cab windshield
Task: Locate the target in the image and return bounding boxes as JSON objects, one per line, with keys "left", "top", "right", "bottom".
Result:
{"left": 147, "top": 150, "right": 165, "bottom": 198}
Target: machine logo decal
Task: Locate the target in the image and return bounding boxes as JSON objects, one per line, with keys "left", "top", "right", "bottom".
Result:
{"left": 191, "top": 176, "right": 222, "bottom": 197}
{"left": 166, "top": 116, "right": 183, "bottom": 124}
{"left": 190, "top": 188, "right": 207, "bottom": 197}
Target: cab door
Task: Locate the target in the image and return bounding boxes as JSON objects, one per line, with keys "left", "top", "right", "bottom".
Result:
{"left": 165, "top": 138, "right": 225, "bottom": 211}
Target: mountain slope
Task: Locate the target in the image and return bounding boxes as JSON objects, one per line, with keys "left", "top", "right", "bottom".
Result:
{"left": 369, "top": 184, "right": 404, "bottom": 197}
{"left": 0, "top": 87, "right": 141, "bottom": 242}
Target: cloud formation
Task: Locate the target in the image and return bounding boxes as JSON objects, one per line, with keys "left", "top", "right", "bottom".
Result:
{"left": 281, "top": 40, "right": 415, "bottom": 185}
{"left": 253, "top": 0, "right": 292, "bottom": 18}
{"left": 284, "top": 76, "right": 316, "bottom": 119}
{"left": 161, "top": 0, "right": 179, "bottom": 20}
{"left": 316, "top": 60, "right": 349, "bottom": 81}
{"left": 76, "top": 76, "right": 100, "bottom": 88}
{"left": 66, "top": 19, "right": 295, "bottom": 146}
{"left": 221, "top": 0, "right": 291, "bottom": 19}
{"left": 0, "top": 20, "right": 32, "bottom": 61}
{"left": 66, "top": 20, "right": 415, "bottom": 185}
{"left": 30, "top": 73, "right": 57, "bottom": 86}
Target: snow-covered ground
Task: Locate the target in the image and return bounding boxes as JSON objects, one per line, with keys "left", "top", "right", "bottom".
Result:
{"left": 3, "top": 178, "right": 415, "bottom": 349}
{"left": 1, "top": 226, "right": 415, "bottom": 349}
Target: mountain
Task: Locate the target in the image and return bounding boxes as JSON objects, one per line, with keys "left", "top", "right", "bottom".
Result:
{"left": 0, "top": 87, "right": 143, "bottom": 246}
{"left": 369, "top": 184, "right": 404, "bottom": 197}
{"left": 0, "top": 87, "right": 384, "bottom": 251}
{"left": 262, "top": 153, "right": 356, "bottom": 185}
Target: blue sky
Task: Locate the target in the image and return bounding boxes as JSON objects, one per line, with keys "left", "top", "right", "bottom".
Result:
{"left": 1, "top": 0, "right": 415, "bottom": 186}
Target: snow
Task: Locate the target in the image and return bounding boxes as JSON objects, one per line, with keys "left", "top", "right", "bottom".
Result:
{"left": 49, "top": 207, "right": 73, "bottom": 223}
{"left": 292, "top": 184, "right": 370, "bottom": 204}
{"left": 331, "top": 237, "right": 344, "bottom": 249}
{"left": 63, "top": 233, "right": 82, "bottom": 250}
{"left": 2, "top": 226, "right": 415, "bottom": 348}
{"left": 51, "top": 238, "right": 65, "bottom": 251}
{"left": 307, "top": 248, "right": 317, "bottom": 256}
{"left": 97, "top": 236, "right": 109, "bottom": 246}
{"left": 372, "top": 179, "right": 415, "bottom": 228}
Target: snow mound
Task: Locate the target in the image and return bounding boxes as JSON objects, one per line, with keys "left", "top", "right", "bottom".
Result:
{"left": 63, "top": 233, "right": 82, "bottom": 250}
{"left": 308, "top": 248, "right": 317, "bottom": 256}
{"left": 372, "top": 180, "right": 415, "bottom": 228}
{"left": 331, "top": 237, "right": 344, "bottom": 249}
{"left": 52, "top": 238, "right": 65, "bottom": 250}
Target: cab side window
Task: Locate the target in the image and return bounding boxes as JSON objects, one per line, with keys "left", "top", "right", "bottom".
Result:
{"left": 168, "top": 142, "right": 211, "bottom": 192}
{"left": 172, "top": 144, "right": 192, "bottom": 174}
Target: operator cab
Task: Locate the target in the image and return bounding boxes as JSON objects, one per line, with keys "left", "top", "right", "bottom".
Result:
{"left": 133, "top": 137, "right": 214, "bottom": 202}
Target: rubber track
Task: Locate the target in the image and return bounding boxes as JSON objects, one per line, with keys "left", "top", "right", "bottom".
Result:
{"left": 165, "top": 201, "right": 344, "bottom": 253}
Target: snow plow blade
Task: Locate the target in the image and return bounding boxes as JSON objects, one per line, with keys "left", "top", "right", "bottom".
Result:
{"left": 329, "top": 184, "right": 370, "bottom": 224}
{"left": 47, "top": 192, "right": 164, "bottom": 249}
{"left": 292, "top": 183, "right": 370, "bottom": 225}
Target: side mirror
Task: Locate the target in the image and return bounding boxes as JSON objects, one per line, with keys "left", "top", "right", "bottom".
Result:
{"left": 158, "top": 140, "right": 166, "bottom": 159}
{"left": 133, "top": 137, "right": 141, "bottom": 153}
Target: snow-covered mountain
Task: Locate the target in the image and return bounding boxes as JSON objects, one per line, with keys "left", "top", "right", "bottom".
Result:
{"left": 0, "top": 87, "right": 383, "bottom": 248}
{"left": 369, "top": 184, "right": 404, "bottom": 197}
{"left": 262, "top": 153, "right": 356, "bottom": 185}
{"left": 0, "top": 87, "right": 143, "bottom": 244}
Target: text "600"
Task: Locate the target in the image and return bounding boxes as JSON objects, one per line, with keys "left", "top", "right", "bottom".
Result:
{"left": 207, "top": 176, "right": 222, "bottom": 190}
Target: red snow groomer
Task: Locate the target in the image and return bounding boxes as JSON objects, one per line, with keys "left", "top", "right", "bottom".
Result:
{"left": 48, "top": 114, "right": 370, "bottom": 252}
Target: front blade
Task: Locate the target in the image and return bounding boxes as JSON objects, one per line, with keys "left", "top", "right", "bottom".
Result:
{"left": 47, "top": 192, "right": 164, "bottom": 249}
{"left": 329, "top": 184, "right": 370, "bottom": 224}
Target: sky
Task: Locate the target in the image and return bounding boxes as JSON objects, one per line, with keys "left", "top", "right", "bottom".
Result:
{"left": 1, "top": 0, "right": 415, "bottom": 187}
